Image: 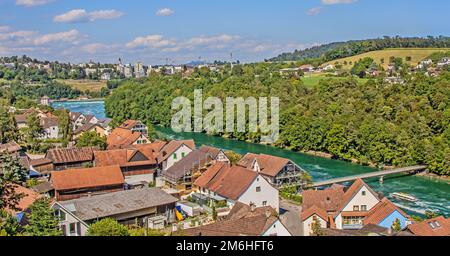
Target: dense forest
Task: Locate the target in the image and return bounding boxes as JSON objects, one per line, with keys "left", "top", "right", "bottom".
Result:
{"left": 269, "top": 36, "right": 450, "bottom": 63}
{"left": 105, "top": 65, "right": 450, "bottom": 175}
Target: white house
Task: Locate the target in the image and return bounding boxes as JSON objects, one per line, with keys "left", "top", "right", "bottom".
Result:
{"left": 157, "top": 140, "right": 195, "bottom": 171}
{"left": 52, "top": 202, "right": 90, "bottom": 236}
{"left": 437, "top": 57, "right": 450, "bottom": 67}
{"left": 40, "top": 117, "right": 60, "bottom": 139}
{"left": 194, "top": 162, "right": 279, "bottom": 212}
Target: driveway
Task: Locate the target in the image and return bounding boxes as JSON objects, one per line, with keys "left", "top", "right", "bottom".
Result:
{"left": 279, "top": 199, "right": 303, "bottom": 236}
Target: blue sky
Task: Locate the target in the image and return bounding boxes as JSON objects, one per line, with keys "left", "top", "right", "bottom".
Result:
{"left": 0, "top": 0, "right": 449, "bottom": 64}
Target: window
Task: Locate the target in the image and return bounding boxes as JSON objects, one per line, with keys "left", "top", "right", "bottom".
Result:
{"left": 361, "top": 205, "right": 367, "bottom": 211}
{"left": 55, "top": 209, "right": 66, "bottom": 221}
{"left": 262, "top": 201, "right": 267, "bottom": 206}
{"left": 173, "top": 153, "right": 177, "bottom": 159}
{"left": 181, "top": 152, "right": 186, "bottom": 158}
{"left": 353, "top": 205, "right": 360, "bottom": 211}
{"left": 362, "top": 191, "right": 366, "bottom": 196}
{"left": 256, "top": 186, "right": 261, "bottom": 192}
{"left": 60, "top": 225, "right": 66, "bottom": 236}
{"left": 69, "top": 223, "right": 76, "bottom": 235}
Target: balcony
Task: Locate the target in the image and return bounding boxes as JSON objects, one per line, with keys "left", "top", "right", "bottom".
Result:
{"left": 342, "top": 223, "right": 363, "bottom": 230}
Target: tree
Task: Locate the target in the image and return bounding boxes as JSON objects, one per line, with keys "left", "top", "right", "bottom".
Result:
{"left": 0, "top": 154, "right": 27, "bottom": 211}
{"left": 25, "top": 115, "right": 43, "bottom": 143}
{"left": 54, "top": 109, "right": 71, "bottom": 143}
{"left": 0, "top": 106, "right": 17, "bottom": 143}
{"left": 212, "top": 205, "right": 218, "bottom": 221}
{"left": 311, "top": 217, "right": 324, "bottom": 236}
{"left": 425, "top": 210, "right": 439, "bottom": 219}
{"left": 0, "top": 209, "right": 20, "bottom": 236}
{"left": 391, "top": 218, "right": 402, "bottom": 232}
{"left": 76, "top": 131, "right": 107, "bottom": 149}
{"left": 224, "top": 150, "right": 242, "bottom": 165}
{"left": 88, "top": 218, "right": 130, "bottom": 236}
{"left": 24, "top": 198, "right": 61, "bottom": 236}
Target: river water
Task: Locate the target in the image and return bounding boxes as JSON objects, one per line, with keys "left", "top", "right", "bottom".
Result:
{"left": 52, "top": 100, "right": 449, "bottom": 217}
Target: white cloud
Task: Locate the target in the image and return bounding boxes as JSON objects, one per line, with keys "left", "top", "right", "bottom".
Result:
{"left": 307, "top": 7, "right": 322, "bottom": 15}
{"left": 321, "top": 0, "right": 357, "bottom": 4}
{"left": 33, "top": 29, "right": 82, "bottom": 45}
{"left": 156, "top": 8, "right": 174, "bottom": 16}
{"left": 81, "top": 43, "right": 119, "bottom": 54}
{"left": 54, "top": 9, "right": 123, "bottom": 23}
{"left": 16, "top": 0, "right": 55, "bottom": 7}
{"left": 126, "top": 35, "right": 176, "bottom": 49}
{"left": 185, "top": 34, "right": 240, "bottom": 47}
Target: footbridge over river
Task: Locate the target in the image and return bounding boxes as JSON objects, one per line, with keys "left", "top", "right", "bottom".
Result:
{"left": 307, "top": 165, "right": 427, "bottom": 188}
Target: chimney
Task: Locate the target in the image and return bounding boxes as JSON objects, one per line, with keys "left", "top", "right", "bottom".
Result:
{"left": 265, "top": 210, "right": 272, "bottom": 218}
{"left": 250, "top": 203, "right": 256, "bottom": 212}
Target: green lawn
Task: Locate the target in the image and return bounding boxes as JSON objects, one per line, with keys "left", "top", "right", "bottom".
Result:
{"left": 301, "top": 75, "right": 369, "bottom": 87}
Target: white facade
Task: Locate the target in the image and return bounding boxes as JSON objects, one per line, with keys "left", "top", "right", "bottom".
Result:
{"left": 262, "top": 219, "right": 292, "bottom": 236}
{"left": 42, "top": 125, "right": 60, "bottom": 139}
{"left": 52, "top": 202, "right": 89, "bottom": 236}
{"left": 302, "top": 215, "right": 327, "bottom": 236}
{"left": 162, "top": 144, "right": 193, "bottom": 170}
{"left": 334, "top": 185, "right": 380, "bottom": 229}
{"left": 237, "top": 175, "right": 279, "bottom": 212}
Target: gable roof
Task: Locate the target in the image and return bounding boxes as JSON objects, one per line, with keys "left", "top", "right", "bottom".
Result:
{"left": 0, "top": 141, "right": 21, "bottom": 154}
{"left": 161, "top": 149, "right": 213, "bottom": 182}
{"left": 363, "top": 198, "right": 409, "bottom": 226}
{"left": 334, "top": 178, "right": 380, "bottom": 217}
{"left": 6, "top": 184, "right": 41, "bottom": 214}
{"left": 238, "top": 153, "right": 291, "bottom": 177}
{"left": 107, "top": 128, "right": 147, "bottom": 150}
{"left": 301, "top": 205, "right": 329, "bottom": 222}
{"left": 51, "top": 165, "right": 124, "bottom": 191}
{"left": 198, "top": 145, "right": 223, "bottom": 159}
{"left": 40, "top": 116, "right": 59, "bottom": 128}
{"left": 183, "top": 203, "right": 279, "bottom": 236}
{"left": 302, "top": 185, "right": 345, "bottom": 213}
{"left": 119, "top": 120, "right": 140, "bottom": 130}
{"left": 94, "top": 148, "right": 157, "bottom": 167}
{"left": 73, "top": 123, "right": 104, "bottom": 135}
{"left": 69, "top": 112, "right": 82, "bottom": 121}
{"left": 157, "top": 140, "right": 195, "bottom": 163}
{"left": 407, "top": 216, "right": 450, "bottom": 236}
{"left": 130, "top": 141, "right": 167, "bottom": 159}
{"left": 194, "top": 163, "right": 258, "bottom": 200}
{"left": 46, "top": 147, "right": 96, "bottom": 164}
{"left": 59, "top": 188, "right": 177, "bottom": 221}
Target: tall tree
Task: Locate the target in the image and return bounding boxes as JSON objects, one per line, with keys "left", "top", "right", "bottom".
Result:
{"left": 0, "top": 154, "right": 27, "bottom": 211}
{"left": 76, "top": 131, "right": 107, "bottom": 149}
{"left": 0, "top": 106, "right": 17, "bottom": 143}
{"left": 24, "top": 198, "right": 61, "bottom": 236}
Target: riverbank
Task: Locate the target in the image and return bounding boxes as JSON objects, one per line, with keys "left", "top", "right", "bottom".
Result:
{"left": 51, "top": 98, "right": 105, "bottom": 103}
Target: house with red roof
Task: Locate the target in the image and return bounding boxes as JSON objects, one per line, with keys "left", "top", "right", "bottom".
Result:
{"left": 193, "top": 162, "right": 279, "bottom": 213}
{"left": 119, "top": 120, "right": 148, "bottom": 135}
{"left": 50, "top": 165, "right": 125, "bottom": 201}
{"left": 238, "top": 153, "right": 308, "bottom": 189}
{"left": 157, "top": 140, "right": 195, "bottom": 171}
{"left": 406, "top": 216, "right": 450, "bottom": 236}
{"left": 107, "top": 127, "right": 151, "bottom": 150}
{"left": 301, "top": 178, "right": 410, "bottom": 236}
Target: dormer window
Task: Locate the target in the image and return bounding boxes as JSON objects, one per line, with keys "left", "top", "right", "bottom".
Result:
{"left": 362, "top": 191, "right": 366, "bottom": 196}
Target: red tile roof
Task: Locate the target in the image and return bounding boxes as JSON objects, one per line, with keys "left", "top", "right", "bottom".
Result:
{"left": 94, "top": 148, "right": 157, "bottom": 167}
{"left": 46, "top": 147, "right": 96, "bottom": 164}
{"left": 334, "top": 178, "right": 379, "bottom": 217}
{"left": 302, "top": 185, "right": 344, "bottom": 213}
{"left": 107, "top": 128, "right": 147, "bottom": 150}
{"left": 238, "top": 153, "right": 290, "bottom": 177}
{"left": 6, "top": 185, "right": 41, "bottom": 214}
{"left": 407, "top": 216, "right": 450, "bottom": 236}
{"left": 119, "top": 120, "right": 140, "bottom": 130}
{"left": 194, "top": 163, "right": 258, "bottom": 200}
{"left": 301, "top": 205, "right": 329, "bottom": 222}
{"left": 131, "top": 141, "right": 166, "bottom": 159}
{"left": 363, "top": 198, "right": 409, "bottom": 226}
{"left": 40, "top": 116, "right": 59, "bottom": 128}
{"left": 0, "top": 141, "right": 21, "bottom": 154}
{"left": 51, "top": 165, "right": 124, "bottom": 191}
{"left": 157, "top": 140, "right": 195, "bottom": 163}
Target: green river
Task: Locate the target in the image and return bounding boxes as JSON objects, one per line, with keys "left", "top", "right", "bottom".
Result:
{"left": 52, "top": 100, "right": 449, "bottom": 217}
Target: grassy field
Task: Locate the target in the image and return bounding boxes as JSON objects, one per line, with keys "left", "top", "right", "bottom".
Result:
{"left": 301, "top": 74, "right": 369, "bottom": 87}
{"left": 56, "top": 79, "right": 107, "bottom": 92}
{"left": 324, "top": 48, "right": 450, "bottom": 70}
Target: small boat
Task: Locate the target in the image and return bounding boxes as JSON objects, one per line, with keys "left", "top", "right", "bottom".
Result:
{"left": 391, "top": 192, "right": 418, "bottom": 202}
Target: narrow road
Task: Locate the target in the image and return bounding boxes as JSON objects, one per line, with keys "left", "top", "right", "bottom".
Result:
{"left": 279, "top": 199, "right": 302, "bottom": 236}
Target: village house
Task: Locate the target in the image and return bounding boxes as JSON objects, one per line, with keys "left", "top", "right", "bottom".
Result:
{"left": 238, "top": 153, "right": 308, "bottom": 189}
{"left": 40, "top": 95, "right": 50, "bottom": 106}
{"left": 157, "top": 140, "right": 196, "bottom": 171}
{"left": 45, "top": 147, "right": 97, "bottom": 171}
{"left": 299, "top": 64, "right": 314, "bottom": 72}
{"left": 52, "top": 202, "right": 90, "bottom": 236}
{"left": 437, "top": 57, "right": 450, "bottom": 67}
{"left": 69, "top": 112, "right": 86, "bottom": 130}
{"left": 119, "top": 120, "right": 148, "bottom": 135}
{"left": 50, "top": 165, "right": 125, "bottom": 201}
{"left": 301, "top": 179, "right": 410, "bottom": 236}
{"left": 183, "top": 202, "right": 291, "bottom": 236}
{"left": 193, "top": 162, "right": 280, "bottom": 212}
{"left": 29, "top": 157, "right": 54, "bottom": 176}
{"left": 39, "top": 116, "right": 60, "bottom": 139}
{"left": 94, "top": 142, "right": 165, "bottom": 187}
{"left": 405, "top": 216, "right": 450, "bottom": 236}
{"left": 55, "top": 188, "right": 178, "bottom": 231}
{"left": 107, "top": 127, "right": 151, "bottom": 150}
{"left": 14, "top": 114, "right": 29, "bottom": 129}
{"left": 160, "top": 147, "right": 221, "bottom": 194}
{"left": 73, "top": 123, "right": 107, "bottom": 139}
